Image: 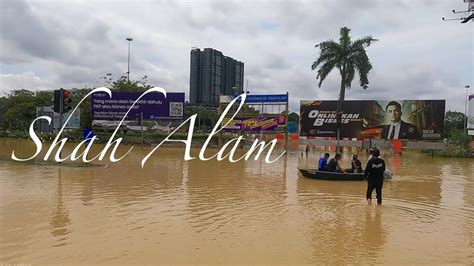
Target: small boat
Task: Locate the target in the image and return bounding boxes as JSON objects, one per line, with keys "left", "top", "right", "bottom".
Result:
{"left": 298, "top": 168, "right": 365, "bottom": 181}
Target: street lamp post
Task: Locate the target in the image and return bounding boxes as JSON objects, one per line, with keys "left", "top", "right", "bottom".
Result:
{"left": 126, "top": 37, "right": 133, "bottom": 82}
{"left": 465, "top": 85, "right": 470, "bottom": 133}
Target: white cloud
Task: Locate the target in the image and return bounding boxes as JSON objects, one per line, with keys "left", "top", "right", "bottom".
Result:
{"left": 0, "top": 71, "right": 57, "bottom": 92}
{"left": 0, "top": 0, "right": 472, "bottom": 112}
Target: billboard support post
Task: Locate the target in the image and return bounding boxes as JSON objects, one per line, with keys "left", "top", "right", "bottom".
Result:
{"left": 468, "top": 93, "right": 474, "bottom": 137}
{"left": 465, "top": 85, "right": 470, "bottom": 133}
{"left": 262, "top": 103, "right": 265, "bottom": 140}
{"left": 285, "top": 92, "right": 289, "bottom": 150}
{"left": 58, "top": 88, "right": 63, "bottom": 134}
{"left": 140, "top": 112, "right": 144, "bottom": 149}
{"left": 58, "top": 88, "right": 64, "bottom": 162}
{"left": 218, "top": 104, "right": 223, "bottom": 149}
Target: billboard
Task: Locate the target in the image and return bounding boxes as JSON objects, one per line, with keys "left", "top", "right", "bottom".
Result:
{"left": 91, "top": 91, "right": 184, "bottom": 121}
{"left": 36, "top": 106, "right": 81, "bottom": 131}
{"left": 243, "top": 94, "right": 288, "bottom": 103}
{"left": 221, "top": 116, "right": 286, "bottom": 131}
{"left": 300, "top": 100, "right": 445, "bottom": 140}
{"left": 220, "top": 94, "right": 288, "bottom": 103}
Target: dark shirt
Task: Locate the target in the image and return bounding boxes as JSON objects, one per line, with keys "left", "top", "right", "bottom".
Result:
{"left": 351, "top": 159, "right": 362, "bottom": 173}
{"left": 365, "top": 157, "right": 386, "bottom": 179}
{"left": 318, "top": 157, "right": 328, "bottom": 171}
{"left": 381, "top": 121, "right": 421, "bottom": 140}
{"left": 327, "top": 158, "right": 340, "bottom": 172}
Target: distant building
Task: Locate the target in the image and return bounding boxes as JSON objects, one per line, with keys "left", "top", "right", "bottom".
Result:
{"left": 190, "top": 48, "right": 244, "bottom": 106}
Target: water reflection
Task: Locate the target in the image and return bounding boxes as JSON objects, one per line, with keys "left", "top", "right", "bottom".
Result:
{"left": 361, "top": 209, "right": 386, "bottom": 261}
{"left": 389, "top": 154, "right": 402, "bottom": 172}
{"left": 50, "top": 168, "right": 71, "bottom": 245}
{"left": 295, "top": 173, "right": 386, "bottom": 263}
{"left": 0, "top": 139, "right": 473, "bottom": 264}
{"left": 80, "top": 171, "right": 94, "bottom": 206}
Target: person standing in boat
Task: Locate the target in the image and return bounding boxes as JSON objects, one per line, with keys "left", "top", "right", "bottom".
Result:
{"left": 327, "top": 154, "right": 344, "bottom": 173}
{"left": 318, "top": 153, "right": 330, "bottom": 171}
{"left": 365, "top": 148, "right": 386, "bottom": 205}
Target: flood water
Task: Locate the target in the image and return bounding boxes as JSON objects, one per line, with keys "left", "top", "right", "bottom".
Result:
{"left": 0, "top": 138, "right": 473, "bottom": 264}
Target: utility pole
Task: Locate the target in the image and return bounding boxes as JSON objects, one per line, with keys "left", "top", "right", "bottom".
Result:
{"left": 59, "top": 88, "right": 64, "bottom": 133}
{"left": 141, "top": 112, "right": 144, "bottom": 149}
{"left": 126, "top": 37, "right": 133, "bottom": 82}
{"left": 58, "top": 88, "right": 64, "bottom": 162}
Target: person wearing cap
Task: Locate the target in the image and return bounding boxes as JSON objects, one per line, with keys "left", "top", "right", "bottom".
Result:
{"left": 365, "top": 148, "right": 386, "bottom": 205}
{"left": 381, "top": 101, "right": 421, "bottom": 139}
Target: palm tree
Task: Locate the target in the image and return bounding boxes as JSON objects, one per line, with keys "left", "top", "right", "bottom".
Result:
{"left": 311, "top": 26, "right": 377, "bottom": 151}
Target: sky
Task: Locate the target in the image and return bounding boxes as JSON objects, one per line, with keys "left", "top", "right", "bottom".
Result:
{"left": 1, "top": 0, "right": 473, "bottom": 113}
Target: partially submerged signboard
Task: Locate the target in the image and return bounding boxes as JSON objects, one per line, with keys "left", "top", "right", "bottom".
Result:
{"left": 221, "top": 116, "right": 286, "bottom": 131}
{"left": 91, "top": 91, "right": 184, "bottom": 122}
{"left": 219, "top": 94, "right": 289, "bottom": 132}
{"left": 36, "top": 106, "right": 81, "bottom": 132}
{"left": 300, "top": 100, "right": 445, "bottom": 140}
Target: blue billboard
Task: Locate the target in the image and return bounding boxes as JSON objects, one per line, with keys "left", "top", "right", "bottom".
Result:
{"left": 242, "top": 94, "right": 288, "bottom": 103}
{"left": 91, "top": 91, "right": 184, "bottom": 120}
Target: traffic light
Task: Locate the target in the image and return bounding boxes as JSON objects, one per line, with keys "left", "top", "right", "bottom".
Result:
{"left": 63, "top": 89, "right": 72, "bottom": 113}
{"left": 53, "top": 88, "right": 72, "bottom": 113}
{"left": 53, "top": 89, "right": 61, "bottom": 113}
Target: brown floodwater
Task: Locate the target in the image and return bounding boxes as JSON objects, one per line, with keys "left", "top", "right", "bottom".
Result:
{"left": 0, "top": 138, "right": 473, "bottom": 264}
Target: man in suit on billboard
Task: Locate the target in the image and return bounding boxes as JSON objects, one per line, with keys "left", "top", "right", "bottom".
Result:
{"left": 381, "top": 101, "right": 421, "bottom": 140}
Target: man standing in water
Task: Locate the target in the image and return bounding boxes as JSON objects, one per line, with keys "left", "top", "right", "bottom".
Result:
{"left": 365, "top": 148, "right": 385, "bottom": 205}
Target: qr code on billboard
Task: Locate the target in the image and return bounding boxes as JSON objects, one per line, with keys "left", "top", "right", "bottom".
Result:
{"left": 170, "top": 102, "right": 183, "bottom": 117}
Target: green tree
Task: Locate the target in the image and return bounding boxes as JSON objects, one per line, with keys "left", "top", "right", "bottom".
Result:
{"left": 444, "top": 111, "right": 466, "bottom": 140}
{"left": 445, "top": 111, "right": 465, "bottom": 130}
{"left": 0, "top": 96, "right": 6, "bottom": 129}
{"left": 109, "top": 75, "right": 152, "bottom": 92}
{"left": 312, "top": 27, "right": 377, "bottom": 149}
{"left": 184, "top": 105, "right": 220, "bottom": 131}
{"left": 3, "top": 90, "right": 53, "bottom": 130}
{"left": 447, "top": 127, "right": 469, "bottom": 147}
{"left": 206, "top": 111, "right": 218, "bottom": 128}
{"left": 70, "top": 88, "right": 93, "bottom": 130}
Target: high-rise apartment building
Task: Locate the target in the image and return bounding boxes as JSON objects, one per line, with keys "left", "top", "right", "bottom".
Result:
{"left": 190, "top": 48, "right": 244, "bottom": 106}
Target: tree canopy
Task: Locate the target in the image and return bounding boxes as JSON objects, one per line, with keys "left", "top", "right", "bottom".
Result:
{"left": 311, "top": 27, "right": 377, "bottom": 149}
{"left": 312, "top": 27, "right": 377, "bottom": 92}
